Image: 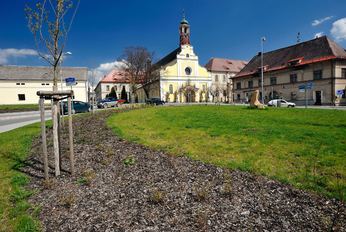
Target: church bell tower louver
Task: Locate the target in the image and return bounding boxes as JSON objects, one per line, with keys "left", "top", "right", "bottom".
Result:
{"left": 179, "top": 13, "right": 191, "bottom": 46}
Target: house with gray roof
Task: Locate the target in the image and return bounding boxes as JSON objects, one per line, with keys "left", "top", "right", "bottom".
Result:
{"left": 0, "top": 65, "right": 88, "bottom": 105}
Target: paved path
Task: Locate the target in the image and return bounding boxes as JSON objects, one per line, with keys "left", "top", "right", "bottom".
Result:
{"left": 0, "top": 110, "right": 51, "bottom": 133}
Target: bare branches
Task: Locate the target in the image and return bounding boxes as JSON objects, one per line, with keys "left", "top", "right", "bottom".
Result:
{"left": 120, "top": 47, "right": 154, "bottom": 101}
{"left": 25, "top": 0, "right": 80, "bottom": 87}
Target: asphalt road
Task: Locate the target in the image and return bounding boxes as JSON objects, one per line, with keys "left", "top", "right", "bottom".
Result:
{"left": 0, "top": 110, "right": 51, "bottom": 133}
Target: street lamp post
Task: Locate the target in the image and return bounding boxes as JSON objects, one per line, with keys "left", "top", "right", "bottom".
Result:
{"left": 59, "top": 52, "right": 72, "bottom": 116}
{"left": 261, "top": 37, "right": 266, "bottom": 104}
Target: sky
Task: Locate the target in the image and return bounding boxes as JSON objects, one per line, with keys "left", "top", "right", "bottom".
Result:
{"left": 1, "top": 0, "right": 346, "bottom": 80}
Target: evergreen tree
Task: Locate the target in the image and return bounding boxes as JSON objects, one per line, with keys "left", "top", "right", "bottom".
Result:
{"left": 108, "top": 86, "right": 117, "bottom": 99}
{"left": 121, "top": 86, "right": 128, "bottom": 102}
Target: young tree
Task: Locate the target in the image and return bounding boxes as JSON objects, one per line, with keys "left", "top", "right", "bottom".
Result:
{"left": 120, "top": 47, "right": 154, "bottom": 102}
{"left": 25, "top": 0, "right": 80, "bottom": 176}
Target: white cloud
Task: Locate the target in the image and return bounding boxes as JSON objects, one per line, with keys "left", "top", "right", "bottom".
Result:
{"left": 0, "top": 48, "right": 38, "bottom": 65}
{"left": 331, "top": 18, "right": 346, "bottom": 41}
{"left": 314, "top": 32, "right": 324, "bottom": 38}
{"left": 88, "top": 60, "right": 125, "bottom": 86}
{"left": 312, "top": 16, "right": 333, "bottom": 26}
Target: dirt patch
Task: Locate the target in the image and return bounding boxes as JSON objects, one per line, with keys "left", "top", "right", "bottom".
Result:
{"left": 23, "top": 110, "right": 345, "bottom": 231}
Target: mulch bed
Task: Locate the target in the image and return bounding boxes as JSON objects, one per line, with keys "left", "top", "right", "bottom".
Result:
{"left": 23, "top": 110, "right": 345, "bottom": 231}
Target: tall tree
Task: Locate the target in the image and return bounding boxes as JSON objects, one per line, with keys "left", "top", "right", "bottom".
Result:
{"left": 120, "top": 47, "right": 154, "bottom": 102}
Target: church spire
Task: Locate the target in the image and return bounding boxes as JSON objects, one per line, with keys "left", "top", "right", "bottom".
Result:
{"left": 179, "top": 11, "right": 191, "bottom": 46}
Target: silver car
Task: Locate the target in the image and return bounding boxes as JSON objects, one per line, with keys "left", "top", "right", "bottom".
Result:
{"left": 268, "top": 99, "right": 296, "bottom": 107}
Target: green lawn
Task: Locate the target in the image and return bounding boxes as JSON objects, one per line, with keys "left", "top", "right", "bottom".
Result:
{"left": 0, "top": 104, "right": 40, "bottom": 113}
{"left": 108, "top": 106, "right": 346, "bottom": 200}
{"left": 0, "top": 124, "right": 41, "bottom": 232}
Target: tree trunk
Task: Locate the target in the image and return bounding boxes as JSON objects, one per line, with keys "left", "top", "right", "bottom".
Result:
{"left": 52, "top": 66, "right": 60, "bottom": 176}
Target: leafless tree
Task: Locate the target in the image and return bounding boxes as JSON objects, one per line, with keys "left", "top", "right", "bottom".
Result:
{"left": 120, "top": 47, "right": 154, "bottom": 102}
{"left": 25, "top": 0, "right": 80, "bottom": 176}
{"left": 25, "top": 0, "right": 80, "bottom": 89}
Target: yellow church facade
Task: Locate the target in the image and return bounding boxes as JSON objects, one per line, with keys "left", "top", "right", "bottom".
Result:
{"left": 137, "top": 16, "right": 212, "bottom": 103}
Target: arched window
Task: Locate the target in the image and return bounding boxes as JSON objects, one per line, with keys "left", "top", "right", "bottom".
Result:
{"left": 185, "top": 67, "right": 192, "bottom": 75}
{"left": 186, "top": 54, "right": 189, "bottom": 58}
{"left": 169, "top": 84, "right": 173, "bottom": 94}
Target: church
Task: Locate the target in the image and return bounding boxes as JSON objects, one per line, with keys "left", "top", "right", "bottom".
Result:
{"left": 137, "top": 16, "right": 212, "bottom": 103}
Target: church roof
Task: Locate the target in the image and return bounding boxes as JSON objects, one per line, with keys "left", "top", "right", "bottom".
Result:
{"left": 205, "top": 58, "right": 247, "bottom": 73}
{"left": 236, "top": 36, "right": 346, "bottom": 78}
{"left": 153, "top": 47, "right": 181, "bottom": 68}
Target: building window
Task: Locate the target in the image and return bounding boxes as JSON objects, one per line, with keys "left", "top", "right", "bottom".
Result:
{"left": 290, "top": 74, "right": 298, "bottom": 83}
{"left": 21, "top": 83, "right": 25, "bottom": 85}
{"left": 258, "top": 79, "right": 262, "bottom": 86}
{"left": 313, "top": 70, "right": 323, "bottom": 80}
{"left": 106, "top": 85, "right": 110, "bottom": 91}
{"left": 237, "top": 94, "right": 240, "bottom": 100}
{"left": 185, "top": 67, "right": 192, "bottom": 75}
{"left": 248, "top": 80, "right": 253, "bottom": 88}
{"left": 270, "top": 77, "right": 277, "bottom": 85}
{"left": 169, "top": 84, "right": 173, "bottom": 94}
{"left": 46, "top": 83, "right": 50, "bottom": 85}
{"left": 236, "top": 82, "right": 241, "bottom": 90}
{"left": 186, "top": 54, "right": 189, "bottom": 58}
{"left": 342, "top": 68, "right": 346, "bottom": 78}
{"left": 41, "top": 83, "right": 45, "bottom": 85}
{"left": 215, "top": 75, "right": 219, "bottom": 82}
{"left": 16, "top": 83, "right": 20, "bottom": 85}
{"left": 223, "top": 75, "right": 226, "bottom": 82}
{"left": 18, "top": 94, "right": 26, "bottom": 101}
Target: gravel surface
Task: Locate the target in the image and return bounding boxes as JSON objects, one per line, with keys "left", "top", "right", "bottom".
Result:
{"left": 23, "top": 110, "right": 345, "bottom": 231}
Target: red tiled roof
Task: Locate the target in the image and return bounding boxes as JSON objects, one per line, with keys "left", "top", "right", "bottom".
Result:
{"left": 205, "top": 58, "right": 247, "bottom": 73}
{"left": 100, "top": 69, "right": 130, "bottom": 83}
{"left": 235, "top": 36, "right": 346, "bottom": 78}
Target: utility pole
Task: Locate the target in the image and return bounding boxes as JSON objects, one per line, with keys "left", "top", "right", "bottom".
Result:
{"left": 261, "top": 36, "right": 266, "bottom": 104}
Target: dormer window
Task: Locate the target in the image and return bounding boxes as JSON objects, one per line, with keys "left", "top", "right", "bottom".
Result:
{"left": 288, "top": 57, "right": 303, "bottom": 66}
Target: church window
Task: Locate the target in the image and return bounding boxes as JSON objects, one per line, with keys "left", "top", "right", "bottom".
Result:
{"left": 169, "top": 84, "right": 173, "bottom": 94}
{"left": 186, "top": 54, "right": 189, "bottom": 58}
{"left": 185, "top": 67, "right": 192, "bottom": 75}
{"left": 215, "top": 75, "right": 219, "bottom": 82}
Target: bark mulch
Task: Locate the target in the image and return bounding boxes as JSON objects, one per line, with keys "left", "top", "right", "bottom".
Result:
{"left": 23, "top": 110, "right": 345, "bottom": 232}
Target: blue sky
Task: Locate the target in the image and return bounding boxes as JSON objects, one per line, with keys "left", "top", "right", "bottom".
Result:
{"left": 1, "top": 0, "right": 346, "bottom": 79}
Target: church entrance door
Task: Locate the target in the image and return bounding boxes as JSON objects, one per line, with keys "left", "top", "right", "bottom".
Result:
{"left": 185, "top": 90, "right": 196, "bottom": 103}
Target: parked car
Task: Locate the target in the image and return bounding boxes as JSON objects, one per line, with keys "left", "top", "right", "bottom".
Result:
{"left": 60, "top": 101, "right": 90, "bottom": 114}
{"left": 267, "top": 99, "right": 296, "bottom": 107}
{"left": 146, "top": 98, "right": 165, "bottom": 105}
{"left": 116, "top": 99, "right": 126, "bottom": 105}
{"left": 97, "top": 97, "right": 117, "bottom": 108}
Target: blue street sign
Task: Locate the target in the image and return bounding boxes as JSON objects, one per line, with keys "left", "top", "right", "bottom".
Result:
{"left": 336, "top": 89, "right": 344, "bottom": 96}
{"left": 306, "top": 81, "right": 313, "bottom": 90}
{"left": 298, "top": 85, "right": 305, "bottom": 92}
{"left": 65, "top": 77, "right": 76, "bottom": 86}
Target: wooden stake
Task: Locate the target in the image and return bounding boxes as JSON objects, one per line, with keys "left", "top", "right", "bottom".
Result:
{"left": 39, "top": 98, "right": 49, "bottom": 180}
{"left": 52, "top": 99, "right": 60, "bottom": 176}
{"left": 68, "top": 96, "right": 75, "bottom": 176}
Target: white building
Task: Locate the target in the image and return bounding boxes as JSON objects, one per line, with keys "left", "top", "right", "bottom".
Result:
{"left": 94, "top": 69, "right": 131, "bottom": 101}
{"left": 0, "top": 65, "right": 88, "bottom": 105}
{"left": 205, "top": 58, "right": 247, "bottom": 103}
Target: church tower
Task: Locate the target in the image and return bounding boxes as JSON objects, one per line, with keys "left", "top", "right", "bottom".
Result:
{"left": 179, "top": 14, "right": 191, "bottom": 46}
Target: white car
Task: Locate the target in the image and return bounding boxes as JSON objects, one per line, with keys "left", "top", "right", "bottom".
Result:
{"left": 268, "top": 99, "right": 296, "bottom": 107}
